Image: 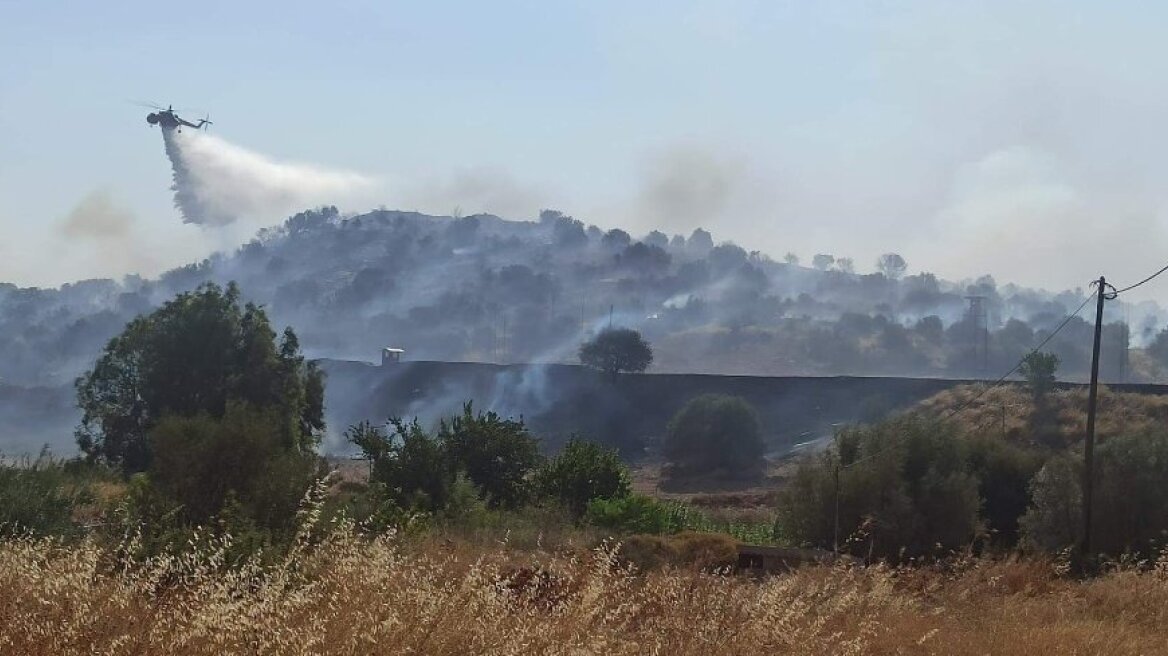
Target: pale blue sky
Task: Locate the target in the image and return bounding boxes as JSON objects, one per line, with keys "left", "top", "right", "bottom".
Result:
{"left": 4, "top": 1, "right": 1168, "bottom": 299}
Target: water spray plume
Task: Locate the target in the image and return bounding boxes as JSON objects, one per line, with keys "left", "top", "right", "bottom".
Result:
{"left": 159, "top": 128, "right": 373, "bottom": 226}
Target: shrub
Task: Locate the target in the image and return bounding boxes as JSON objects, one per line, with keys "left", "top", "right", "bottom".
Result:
{"left": 347, "top": 419, "right": 454, "bottom": 512}
{"left": 1021, "top": 430, "right": 1168, "bottom": 557}
{"left": 663, "top": 394, "right": 765, "bottom": 484}
{"left": 441, "top": 403, "right": 542, "bottom": 509}
{"left": 775, "top": 416, "right": 981, "bottom": 560}
{"left": 0, "top": 452, "right": 92, "bottom": 537}
{"left": 618, "top": 531, "right": 738, "bottom": 572}
{"left": 535, "top": 439, "right": 631, "bottom": 516}
{"left": 585, "top": 495, "right": 685, "bottom": 534}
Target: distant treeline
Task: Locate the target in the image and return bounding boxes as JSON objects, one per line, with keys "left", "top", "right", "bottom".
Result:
{"left": 0, "top": 207, "right": 1159, "bottom": 387}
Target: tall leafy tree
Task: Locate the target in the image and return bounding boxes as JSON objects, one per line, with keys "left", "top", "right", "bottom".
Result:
{"left": 578, "top": 327, "right": 653, "bottom": 380}
{"left": 76, "top": 282, "right": 325, "bottom": 473}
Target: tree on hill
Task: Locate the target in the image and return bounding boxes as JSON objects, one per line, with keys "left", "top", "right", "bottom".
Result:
{"left": 579, "top": 328, "right": 653, "bottom": 380}
{"left": 75, "top": 282, "right": 325, "bottom": 474}
{"left": 876, "top": 253, "right": 908, "bottom": 279}
{"left": 812, "top": 254, "right": 835, "bottom": 271}
{"left": 663, "top": 394, "right": 765, "bottom": 484}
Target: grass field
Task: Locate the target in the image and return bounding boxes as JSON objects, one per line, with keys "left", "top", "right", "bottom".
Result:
{"left": 3, "top": 529, "right": 1168, "bottom": 655}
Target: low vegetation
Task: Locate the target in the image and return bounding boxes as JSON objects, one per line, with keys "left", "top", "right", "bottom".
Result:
{"left": 8, "top": 286, "right": 1168, "bottom": 651}
{"left": 4, "top": 527, "right": 1168, "bottom": 655}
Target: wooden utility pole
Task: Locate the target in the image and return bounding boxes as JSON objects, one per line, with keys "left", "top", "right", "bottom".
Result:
{"left": 1081, "top": 276, "right": 1108, "bottom": 559}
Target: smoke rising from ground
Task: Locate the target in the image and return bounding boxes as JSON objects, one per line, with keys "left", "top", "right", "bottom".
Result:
{"left": 161, "top": 129, "right": 373, "bottom": 226}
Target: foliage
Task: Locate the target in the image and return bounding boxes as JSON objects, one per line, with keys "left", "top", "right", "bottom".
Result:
{"left": 585, "top": 494, "right": 685, "bottom": 534}
{"left": 964, "top": 435, "right": 1044, "bottom": 545}
{"left": 145, "top": 404, "right": 323, "bottom": 532}
{"left": 75, "top": 282, "right": 324, "bottom": 474}
{"left": 346, "top": 419, "right": 455, "bottom": 512}
{"left": 775, "top": 416, "right": 982, "bottom": 559}
{"left": 441, "top": 403, "right": 542, "bottom": 509}
{"left": 663, "top": 394, "right": 765, "bottom": 483}
{"left": 1022, "top": 430, "right": 1168, "bottom": 557}
{"left": 0, "top": 453, "right": 94, "bottom": 538}
{"left": 578, "top": 327, "right": 654, "bottom": 379}
{"left": 1019, "top": 351, "right": 1060, "bottom": 400}
{"left": 350, "top": 404, "right": 541, "bottom": 512}
{"left": 535, "top": 438, "right": 631, "bottom": 516}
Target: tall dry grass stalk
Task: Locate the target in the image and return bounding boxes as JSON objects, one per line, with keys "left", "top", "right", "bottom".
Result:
{"left": 3, "top": 529, "right": 1168, "bottom": 655}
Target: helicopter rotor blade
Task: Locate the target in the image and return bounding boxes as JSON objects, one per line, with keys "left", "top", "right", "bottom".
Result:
{"left": 130, "top": 100, "right": 166, "bottom": 110}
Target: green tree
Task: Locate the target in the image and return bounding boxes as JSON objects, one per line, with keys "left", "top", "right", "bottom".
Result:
{"left": 578, "top": 327, "right": 653, "bottom": 380}
{"left": 441, "top": 403, "right": 542, "bottom": 509}
{"left": 75, "top": 282, "right": 325, "bottom": 473}
{"left": 775, "top": 417, "right": 981, "bottom": 559}
{"left": 1021, "top": 430, "right": 1168, "bottom": 557}
{"left": 663, "top": 394, "right": 765, "bottom": 483}
{"left": 347, "top": 419, "right": 455, "bottom": 512}
{"left": 1019, "top": 351, "right": 1060, "bottom": 400}
{"left": 536, "top": 438, "right": 631, "bottom": 515}
{"left": 147, "top": 404, "right": 322, "bottom": 532}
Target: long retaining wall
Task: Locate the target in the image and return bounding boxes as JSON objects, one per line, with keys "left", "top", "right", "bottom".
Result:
{"left": 7, "top": 361, "right": 1168, "bottom": 457}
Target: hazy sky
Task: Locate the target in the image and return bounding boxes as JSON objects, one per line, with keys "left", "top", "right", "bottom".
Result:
{"left": 4, "top": 1, "right": 1168, "bottom": 300}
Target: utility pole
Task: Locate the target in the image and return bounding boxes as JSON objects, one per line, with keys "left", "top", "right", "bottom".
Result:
{"left": 1081, "top": 276, "right": 1110, "bottom": 560}
{"left": 608, "top": 304, "right": 614, "bottom": 329}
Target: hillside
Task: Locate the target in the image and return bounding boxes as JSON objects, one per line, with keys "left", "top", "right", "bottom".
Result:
{"left": 0, "top": 207, "right": 1155, "bottom": 390}
{"left": 914, "top": 383, "right": 1168, "bottom": 446}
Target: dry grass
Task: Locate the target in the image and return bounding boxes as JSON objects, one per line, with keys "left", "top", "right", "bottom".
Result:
{"left": 915, "top": 383, "right": 1168, "bottom": 444}
{"left": 4, "top": 530, "right": 1168, "bottom": 655}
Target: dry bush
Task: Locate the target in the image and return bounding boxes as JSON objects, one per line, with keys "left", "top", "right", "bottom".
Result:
{"left": 4, "top": 530, "right": 1168, "bottom": 655}
{"left": 618, "top": 531, "right": 739, "bottom": 572}
{"left": 916, "top": 383, "right": 1168, "bottom": 444}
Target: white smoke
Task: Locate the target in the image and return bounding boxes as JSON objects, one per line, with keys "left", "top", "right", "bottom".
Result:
{"left": 160, "top": 129, "right": 374, "bottom": 226}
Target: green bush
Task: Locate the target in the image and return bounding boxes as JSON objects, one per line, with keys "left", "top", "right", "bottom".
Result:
{"left": 1021, "top": 430, "right": 1168, "bottom": 557}
{"left": 585, "top": 494, "right": 685, "bottom": 534}
{"left": 775, "top": 416, "right": 981, "bottom": 559}
{"left": 0, "top": 453, "right": 93, "bottom": 537}
{"left": 663, "top": 394, "right": 765, "bottom": 484}
{"left": 348, "top": 419, "right": 455, "bottom": 512}
{"left": 441, "top": 403, "right": 542, "bottom": 509}
{"left": 349, "top": 404, "right": 543, "bottom": 513}
{"left": 535, "top": 438, "right": 630, "bottom": 516}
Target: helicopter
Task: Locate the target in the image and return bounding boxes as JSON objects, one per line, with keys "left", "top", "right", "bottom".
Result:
{"left": 141, "top": 103, "right": 212, "bottom": 132}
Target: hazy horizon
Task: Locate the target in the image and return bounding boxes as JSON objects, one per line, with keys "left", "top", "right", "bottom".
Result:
{"left": 5, "top": 1, "right": 1168, "bottom": 300}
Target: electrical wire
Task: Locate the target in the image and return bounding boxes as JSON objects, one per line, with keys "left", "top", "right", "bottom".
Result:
{"left": 1113, "top": 262, "right": 1168, "bottom": 295}
{"left": 836, "top": 289, "right": 1097, "bottom": 470}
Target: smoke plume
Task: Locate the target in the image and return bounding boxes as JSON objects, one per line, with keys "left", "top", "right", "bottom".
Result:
{"left": 160, "top": 129, "right": 373, "bottom": 226}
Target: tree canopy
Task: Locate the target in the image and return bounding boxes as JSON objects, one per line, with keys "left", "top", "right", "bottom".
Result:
{"left": 663, "top": 394, "right": 765, "bottom": 483}
{"left": 578, "top": 327, "right": 653, "bottom": 379}
{"left": 75, "top": 282, "right": 325, "bottom": 473}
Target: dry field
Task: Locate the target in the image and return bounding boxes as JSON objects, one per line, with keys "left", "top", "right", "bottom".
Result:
{"left": 3, "top": 530, "right": 1168, "bottom": 655}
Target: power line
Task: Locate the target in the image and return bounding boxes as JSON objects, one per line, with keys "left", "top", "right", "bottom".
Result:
{"left": 836, "top": 289, "right": 1096, "bottom": 471}
{"left": 1113, "top": 262, "right": 1168, "bottom": 295}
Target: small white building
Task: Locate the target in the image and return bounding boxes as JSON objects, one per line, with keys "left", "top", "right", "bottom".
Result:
{"left": 381, "top": 347, "right": 405, "bottom": 366}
